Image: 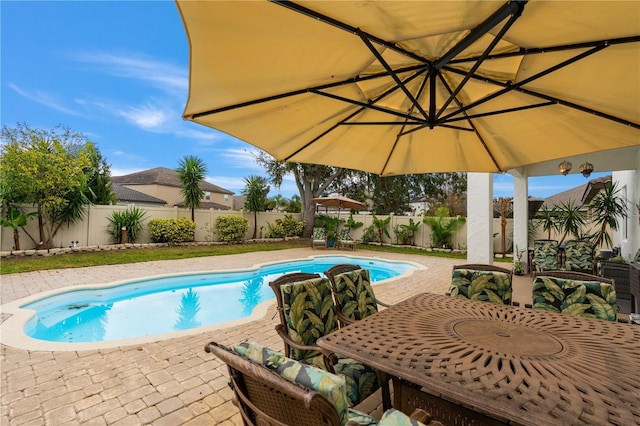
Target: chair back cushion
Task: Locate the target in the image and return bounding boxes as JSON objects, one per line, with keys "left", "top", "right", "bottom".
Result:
{"left": 234, "top": 341, "right": 350, "bottom": 425}
{"left": 279, "top": 277, "right": 338, "bottom": 361}
{"left": 333, "top": 269, "right": 378, "bottom": 320}
{"left": 312, "top": 227, "right": 326, "bottom": 241}
{"left": 338, "top": 228, "right": 352, "bottom": 241}
{"left": 450, "top": 269, "right": 512, "bottom": 304}
{"left": 533, "top": 240, "right": 559, "bottom": 270}
{"left": 564, "top": 240, "right": 594, "bottom": 272}
{"left": 532, "top": 276, "right": 617, "bottom": 321}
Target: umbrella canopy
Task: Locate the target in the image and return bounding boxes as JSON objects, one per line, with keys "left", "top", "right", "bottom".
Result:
{"left": 177, "top": 1, "right": 640, "bottom": 176}
{"left": 313, "top": 195, "right": 367, "bottom": 211}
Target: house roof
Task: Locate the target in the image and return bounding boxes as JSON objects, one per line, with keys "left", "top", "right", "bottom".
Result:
{"left": 112, "top": 184, "right": 167, "bottom": 205}
{"left": 111, "top": 167, "right": 234, "bottom": 195}
{"left": 542, "top": 175, "right": 612, "bottom": 208}
{"left": 173, "top": 201, "right": 231, "bottom": 210}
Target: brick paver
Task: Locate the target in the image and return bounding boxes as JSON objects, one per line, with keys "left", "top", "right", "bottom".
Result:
{"left": 1, "top": 247, "right": 527, "bottom": 424}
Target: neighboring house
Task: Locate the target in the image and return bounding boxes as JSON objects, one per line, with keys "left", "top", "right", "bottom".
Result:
{"left": 543, "top": 175, "right": 612, "bottom": 216}
{"left": 233, "top": 195, "right": 246, "bottom": 211}
{"left": 111, "top": 167, "right": 234, "bottom": 210}
{"left": 112, "top": 184, "right": 167, "bottom": 207}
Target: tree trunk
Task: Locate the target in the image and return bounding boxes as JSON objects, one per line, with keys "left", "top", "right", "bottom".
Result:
{"left": 13, "top": 228, "right": 20, "bottom": 250}
{"left": 37, "top": 204, "right": 46, "bottom": 249}
{"left": 253, "top": 211, "right": 258, "bottom": 239}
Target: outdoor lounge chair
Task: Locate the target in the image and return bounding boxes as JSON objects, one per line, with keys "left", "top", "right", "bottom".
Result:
{"left": 531, "top": 239, "right": 560, "bottom": 271}
{"left": 337, "top": 229, "right": 357, "bottom": 251}
{"left": 204, "top": 340, "right": 436, "bottom": 426}
{"left": 311, "top": 227, "right": 327, "bottom": 249}
{"left": 268, "top": 273, "right": 387, "bottom": 409}
{"left": 563, "top": 240, "right": 595, "bottom": 274}
{"left": 324, "top": 264, "right": 392, "bottom": 327}
{"left": 532, "top": 270, "right": 617, "bottom": 321}
{"left": 450, "top": 264, "right": 513, "bottom": 305}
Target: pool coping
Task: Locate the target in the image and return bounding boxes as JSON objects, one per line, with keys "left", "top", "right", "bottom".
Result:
{"left": 0, "top": 253, "right": 425, "bottom": 351}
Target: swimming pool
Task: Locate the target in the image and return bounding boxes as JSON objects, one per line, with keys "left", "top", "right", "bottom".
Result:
{"left": 15, "top": 255, "right": 419, "bottom": 346}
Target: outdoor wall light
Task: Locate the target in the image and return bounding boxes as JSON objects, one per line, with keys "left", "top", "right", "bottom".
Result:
{"left": 579, "top": 161, "right": 594, "bottom": 178}
{"left": 558, "top": 160, "right": 572, "bottom": 175}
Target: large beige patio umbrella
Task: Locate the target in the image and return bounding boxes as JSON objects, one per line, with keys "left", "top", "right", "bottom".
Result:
{"left": 176, "top": 1, "right": 640, "bottom": 176}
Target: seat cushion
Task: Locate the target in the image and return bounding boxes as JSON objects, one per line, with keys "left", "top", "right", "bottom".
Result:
{"left": 532, "top": 276, "right": 617, "bottom": 321}
{"left": 312, "top": 227, "right": 326, "bottom": 241}
{"left": 279, "top": 277, "right": 339, "bottom": 361}
{"left": 533, "top": 240, "right": 559, "bottom": 270}
{"left": 379, "top": 409, "right": 428, "bottom": 426}
{"left": 564, "top": 240, "right": 594, "bottom": 272}
{"left": 450, "top": 269, "right": 512, "bottom": 305}
{"left": 234, "top": 341, "right": 350, "bottom": 425}
{"left": 334, "top": 269, "right": 378, "bottom": 321}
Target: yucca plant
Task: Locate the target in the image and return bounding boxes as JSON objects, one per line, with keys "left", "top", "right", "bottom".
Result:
{"left": 106, "top": 207, "right": 147, "bottom": 244}
{"left": 589, "top": 182, "right": 627, "bottom": 249}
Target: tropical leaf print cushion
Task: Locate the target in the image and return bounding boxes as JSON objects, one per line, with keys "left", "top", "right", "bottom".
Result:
{"left": 533, "top": 240, "right": 559, "bottom": 270}
{"left": 333, "top": 269, "right": 378, "bottom": 321}
{"left": 532, "top": 276, "right": 617, "bottom": 321}
{"left": 279, "top": 277, "right": 338, "bottom": 361}
{"left": 450, "top": 269, "right": 512, "bottom": 305}
{"left": 564, "top": 240, "right": 594, "bottom": 272}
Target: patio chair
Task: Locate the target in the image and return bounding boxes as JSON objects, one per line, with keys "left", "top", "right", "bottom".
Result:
{"left": 450, "top": 264, "right": 513, "bottom": 305}
{"left": 532, "top": 270, "right": 617, "bottom": 321}
{"left": 564, "top": 240, "right": 595, "bottom": 274}
{"left": 337, "top": 229, "right": 357, "bottom": 251}
{"left": 531, "top": 239, "right": 559, "bottom": 271}
{"left": 311, "top": 227, "right": 327, "bottom": 249}
{"left": 205, "top": 340, "right": 436, "bottom": 426}
{"left": 269, "top": 273, "right": 386, "bottom": 408}
{"left": 324, "top": 264, "right": 392, "bottom": 327}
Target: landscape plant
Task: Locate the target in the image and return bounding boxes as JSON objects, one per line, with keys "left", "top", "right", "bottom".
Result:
{"left": 535, "top": 205, "right": 559, "bottom": 240}
{"left": 106, "top": 207, "right": 147, "bottom": 244}
{"left": 0, "top": 124, "right": 96, "bottom": 249}
{"left": 556, "top": 201, "right": 585, "bottom": 245}
{"left": 176, "top": 155, "right": 207, "bottom": 221}
{"left": 149, "top": 217, "right": 196, "bottom": 244}
{"left": 393, "top": 218, "right": 420, "bottom": 245}
{"left": 243, "top": 175, "right": 270, "bottom": 239}
{"left": 0, "top": 204, "right": 38, "bottom": 250}
{"left": 215, "top": 215, "right": 249, "bottom": 243}
{"left": 423, "top": 207, "right": 465, "bottom": 249}
{"left": 372, "top": 215, "right": 391, "bottom": 245}
{"left": 589, "top": 182, "right": 628, "bottom": 249}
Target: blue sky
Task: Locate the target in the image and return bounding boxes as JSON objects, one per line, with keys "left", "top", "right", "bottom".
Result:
{"left": 1, "top": 1, "right": 609, "bottom": 200}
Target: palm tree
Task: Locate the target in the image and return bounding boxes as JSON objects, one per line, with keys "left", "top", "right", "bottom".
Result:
{"left": 589, "top": 182, "right": 628, "bottom": 249}
{"left": 243, "top": 175, "right": 270, "bottom": 239}
{"left": 535, "top": 205, "right": 559, "bottom": 239}
{"left": 556, "top": 201, "right": 585, "bottom": 245}
{"left": 176, "top": 156, "right": 207, "bottom": 221}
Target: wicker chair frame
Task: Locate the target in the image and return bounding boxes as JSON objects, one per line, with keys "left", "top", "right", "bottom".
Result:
{"left": 533, "top": 270, "right": 614, "bottom": 285}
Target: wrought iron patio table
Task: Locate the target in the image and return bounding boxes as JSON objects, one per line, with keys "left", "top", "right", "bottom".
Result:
{"left": 317, "top": 292, "right": 640, "bottom": 426}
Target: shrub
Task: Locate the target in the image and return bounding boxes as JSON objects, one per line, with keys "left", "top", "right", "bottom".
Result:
{"left": 361, "top": 225, "right": 379, "bottom": 243}
{"left": 106, "top": 207, "right": 147, "bottom": 244}
{"left": 278, "top": 215, "right": 305, "bottom": 237}
{"left": 149, "top": 218, "right": 196, "bottom": 244}
{"left": 264, "top": 221, "right": 285, "bottom": 239}
{"left": 215, "top": 215, "right": 248, "bottom": 243}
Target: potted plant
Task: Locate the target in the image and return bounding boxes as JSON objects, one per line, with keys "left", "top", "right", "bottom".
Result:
{"left": 325, "top": 229, "right": 338, "bottom": 248}
{"left": 513, "top": 246, "right": 526, "bottom": 276}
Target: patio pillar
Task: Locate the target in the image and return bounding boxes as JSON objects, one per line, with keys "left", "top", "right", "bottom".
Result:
{"left": 612, "top": 149, "right": 640, "bottom": 259}
{"left": 512, "top": 170, "right": 529, "bottom": 271}
{"left": 467, "top": 172, "right": 494, "bottom": 264}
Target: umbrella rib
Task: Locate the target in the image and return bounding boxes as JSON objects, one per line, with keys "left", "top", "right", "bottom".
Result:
{"left": 440, "top": 43, "right": 608, "bottom": 122}
{"left": 356, "top": 29, "right": 430, "bottom": 121}
{"left": 449, "top": 36, "right": 640, "bottom": 64}
{"left": 270, "top": 0, "right": 429, "bottom": 64}
{"left": 442, "top": 101, "right": 557, "bottom": 124}
{"left": 437, "top": 9, "right": 523, "bottom": 119}
{"left": 188, "top": 64, "right": 426, "bottom": 119}
{"left": 445, "top": 67, "right": 640, "bottom": 129}
{"left": 438, "top": 73, "right": 503, "bottom": 171}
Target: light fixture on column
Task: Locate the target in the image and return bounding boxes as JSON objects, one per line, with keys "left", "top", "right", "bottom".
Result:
{"left": 579, "top": 161, "right": 594, "bottom": 178}
{"left": 558, "top": 160, "right": 572, "bottom": 176}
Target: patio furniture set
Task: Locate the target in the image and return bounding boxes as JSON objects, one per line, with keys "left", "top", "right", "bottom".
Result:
{"left": 206, "top": 262, "right": 640, "bottom": 425}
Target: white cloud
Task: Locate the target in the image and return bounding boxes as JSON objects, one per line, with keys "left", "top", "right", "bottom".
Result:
{"left": 222, "top": 148, "right": 264, "bottom": 170}
{"left": 206, "top": 175, "right": 247, "bottom": 194}
{"left": 8, "top": 83, "right": 81, "bottom": 116}
{"left": 71, "top": 51, "right": 188, "bottom": 94}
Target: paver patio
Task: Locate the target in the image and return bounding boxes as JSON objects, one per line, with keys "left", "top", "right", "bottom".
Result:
{"left": 1, "top": 248, "right": 531, "bottom": 425}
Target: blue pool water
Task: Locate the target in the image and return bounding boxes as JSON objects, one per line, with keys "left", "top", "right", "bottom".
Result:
{"left": 23, "top": 256, "right": 418, "bottom": 343}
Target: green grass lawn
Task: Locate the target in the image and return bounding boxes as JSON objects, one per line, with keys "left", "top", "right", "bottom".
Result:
{"left": 1, "top": 240, "right": 510, "bottom": 275}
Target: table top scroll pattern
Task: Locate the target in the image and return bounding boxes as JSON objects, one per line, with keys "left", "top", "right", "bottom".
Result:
{"left": 319, "top": 293, "right": 640, "bottom": 426}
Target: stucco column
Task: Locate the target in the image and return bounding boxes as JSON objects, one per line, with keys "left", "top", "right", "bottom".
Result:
{"left": 467, "top": 172, "right": 493, "bottom": 264}
{"left": 512, "top": 170, "right": 529, "bottom": 271}
{"left": 612, "top": 149, "right": 640, "bottom": 260}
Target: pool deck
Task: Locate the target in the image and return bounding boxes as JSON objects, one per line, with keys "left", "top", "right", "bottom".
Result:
{"left": 1, "top": 248, "right": 532, "bottom": 425}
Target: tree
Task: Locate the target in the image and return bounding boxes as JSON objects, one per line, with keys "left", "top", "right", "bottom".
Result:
{"left": 371, "top": 175, "right": 411, "bottom": 215}
{"left": 535, "top": 205, "right": 559, "bottom": 240}
{"left": 556, "top": 201, "right": 585, "bottom": 245}
{"left": 0, "top": 123, "right": 93, "bottom": 248}
{"left": 494, "top": 197, "right": 513, "bottom": 255}
{"left": 423, "top": 207, "right": 466, "bottom": 249}
{"left": 176, "top": 156, "right": 207, "bottom": 221}
{"left": 85, "top": 142, "right": 116, "bottom": 205}
{"left": 0, "top": 204, "right": 38, "bottom": 250}
{"left": 589, "top": 182, "right": 628, "bottom": 249}
{"left": 255, "top": 152, "right": 345, "bottom": 237}
{"left": 243, "top": 175, "right": 270, "bottom": 239}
